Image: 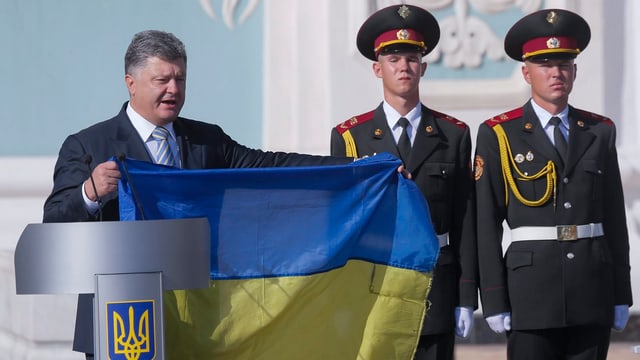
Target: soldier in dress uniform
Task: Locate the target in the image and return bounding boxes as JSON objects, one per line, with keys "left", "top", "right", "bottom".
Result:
{"left": 330, "top": 5, "right": 478, "bottom": 360}
{"left": 474, "top": 9, "right": 633, "bottom": 360}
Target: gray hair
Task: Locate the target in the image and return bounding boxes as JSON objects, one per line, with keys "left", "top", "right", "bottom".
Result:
{"left": 124, "top": 30, "right": 187, "bottom": 75}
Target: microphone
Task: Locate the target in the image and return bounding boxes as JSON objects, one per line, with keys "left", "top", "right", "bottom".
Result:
{"left": 83, "top": 154, "right": 104, "bottom": 222}
{"left": 116, "top": 153, "right": 147, "bottom": 220}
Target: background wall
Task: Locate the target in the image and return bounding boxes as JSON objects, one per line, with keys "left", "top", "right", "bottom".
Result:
{"left": 1, "top": 0, "right": 637, "bottom": 358}
{"left": 1, "top": 0, "right": 264, "bottom": 155}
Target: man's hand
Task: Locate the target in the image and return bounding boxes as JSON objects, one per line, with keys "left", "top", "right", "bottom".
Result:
{"left": 455, "top": 306, "right": 474, "bottom": 338}
{"left": 352, "top": 155, "right": 411, "bottom": 179}
{"left": 486, "top": 312, "right": 511, "bottom": 334}
{"left": 397, "top": 165, "right": 412, "bottom": 179}
{"left": 84, "top": 160, "right": 121, "bottom": 201}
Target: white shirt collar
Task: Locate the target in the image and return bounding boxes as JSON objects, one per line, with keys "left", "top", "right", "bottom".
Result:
{"left": 530, "top": 99, "right": 569, "bottom": 129}
{"left": 126, "top": 103, "right": 176, "bottom": 142}
{"left": 382, "top": 101, "right": 422, "bottom": 130}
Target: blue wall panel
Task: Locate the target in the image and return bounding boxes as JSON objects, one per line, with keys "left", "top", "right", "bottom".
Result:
{"left": 1, "top": 0, "right": 264, "bottom": 155}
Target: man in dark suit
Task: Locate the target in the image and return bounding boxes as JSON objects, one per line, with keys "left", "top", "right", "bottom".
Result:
{"left": 474, "top": 9, "right": 632, "bottom": 359}
{"left": 330, "top": 5, "right": 478, "bottom": 360}
{"left": 43, "top": 29, "right": 354, "bottom": 359}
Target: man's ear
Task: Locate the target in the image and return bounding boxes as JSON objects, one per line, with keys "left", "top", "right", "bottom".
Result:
{"left": 125, "top": 74, "right": 135, "bottom": 96}
{"left": 373, "top": 61, "right": 382, "bottom": 79}
{"left": 521, "top": 64, "right": 532, "bottom": 85}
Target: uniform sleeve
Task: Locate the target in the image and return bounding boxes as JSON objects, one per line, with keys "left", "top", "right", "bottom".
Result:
{"left": 602, "top": 123, "right": 633, "bottom": 306}
{"left": 455, "top": 126, "right": 479, "bottom": 309}
{"left": 213, "top": 125, "right": 351, "bottom": 168}
{"left": 330, "top": 127, "right": 348, "bottom": 157}
{"left": 475, "top": 123, "right": 511, "bottom": 317}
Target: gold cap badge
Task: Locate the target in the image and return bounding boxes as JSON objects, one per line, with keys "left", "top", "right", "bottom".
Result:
{"left": 396, "top": 29, "right": 409, "bottom": 40}
{"left": 546, "top": 37, "right": 560, "bottom": 49}
{"left": 397, "top": 5, "right": 411, "bottom": 19}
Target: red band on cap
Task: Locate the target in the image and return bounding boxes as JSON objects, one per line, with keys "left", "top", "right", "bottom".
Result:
{"left": 522, "top": 36, "right": 579, "bottom": 59}
{"left": 374, "top": 28, "right": 426, "bottom": 55}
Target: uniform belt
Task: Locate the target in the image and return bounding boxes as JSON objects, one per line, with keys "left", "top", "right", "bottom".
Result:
{"left": 437, "top": 233, "right": 449, "bottom": 248}
{"left": 511, "top": 223, "right": 604, "bottom": 241}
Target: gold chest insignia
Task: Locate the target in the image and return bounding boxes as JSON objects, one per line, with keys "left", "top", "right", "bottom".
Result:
{"left": 474, "top": 155, "right": 484, "bottom": 181}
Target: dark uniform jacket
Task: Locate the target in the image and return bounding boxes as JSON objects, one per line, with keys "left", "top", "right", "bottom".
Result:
{"left": 474, "top": 101, "right": 633, "bottom": 330}
{"left": 331, "top": 103, "right": 478, "bottom": 334}
{"left": 43, "top": 102, "right": 351, "bottom": 354}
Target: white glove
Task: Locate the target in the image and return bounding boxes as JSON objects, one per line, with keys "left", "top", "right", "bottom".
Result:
{"left": 455, "top": 306, "right": 474, "bottom": 338}
{"left": 486, "top": 312, "right": 511, "bottom": 334}
{"left": 612, "top": 305, "right": 629, "bottom": 331}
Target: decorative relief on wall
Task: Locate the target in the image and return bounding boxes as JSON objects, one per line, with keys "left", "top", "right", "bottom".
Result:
{"left": 429, "top": 5, "right": 506, "bottom": 69}
{"left": 199, "top": 0, "right": 260, "bottom": 29}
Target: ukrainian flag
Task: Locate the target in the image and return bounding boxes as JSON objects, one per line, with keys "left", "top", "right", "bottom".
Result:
{"left": 118, "top": 153, "right": 439, "bottom": 360}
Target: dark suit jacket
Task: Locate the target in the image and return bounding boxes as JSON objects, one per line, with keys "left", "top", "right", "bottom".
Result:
{"left": 474, "top": 101, "right": 633, "bottom": 330}
{"left": 331, "top": 103, "right": 478, "bottom": 334}
{"left": 43, "top": 102, "right": 351, "bottom": 353}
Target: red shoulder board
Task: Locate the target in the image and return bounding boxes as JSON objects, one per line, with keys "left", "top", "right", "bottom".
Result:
{"left": 485, "top": 107, "right": 523, "bottom": 128}
{"left": 335, "top": 110, "right": 375, "bottom": 134}
{"left": 573, "top": 108, "right": 614, "bottom": 126}
{"left": 429, "top": 109, "right": 468, "bottom": 130}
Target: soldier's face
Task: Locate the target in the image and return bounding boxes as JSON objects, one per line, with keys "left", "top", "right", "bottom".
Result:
{"left": 374, "top": 52, "right": 426, "bottom": 98}
{"left": 522, "top": 58, "right": 576, "bottom": 107}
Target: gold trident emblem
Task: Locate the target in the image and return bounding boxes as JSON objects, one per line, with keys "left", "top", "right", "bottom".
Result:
{"left": 113, "top": 305, "right": 151, "bottom": 360}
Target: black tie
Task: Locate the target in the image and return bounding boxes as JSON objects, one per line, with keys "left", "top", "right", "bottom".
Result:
{"left": 397, "top": 117, "right": 412, "bottom": 164}
{"left": 549, "top": 117, "right": 568, "bottom": 162}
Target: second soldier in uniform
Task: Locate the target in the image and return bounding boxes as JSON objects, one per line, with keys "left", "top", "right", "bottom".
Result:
{"left": 475, "top": 9, "right": 632, "bottom": 360}
{"left": 330, "top": 5, "right": 478, "bottom": 360}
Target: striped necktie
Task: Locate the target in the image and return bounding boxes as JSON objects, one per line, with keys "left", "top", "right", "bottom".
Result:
{"left": 151, "top": 126, "right": 176, "bottom": 167}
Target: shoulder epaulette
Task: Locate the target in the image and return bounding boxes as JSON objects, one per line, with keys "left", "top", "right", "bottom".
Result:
{"left": 429, "top": 109, "right": 468, "bottom": 130}
{"left": 572, "top": 108, "right": 614, "bottom": 126}
{"left": 335, "top": 110, "right": 375, "bottom": 134}
{"left": 485, "top": 107, "right": 523, "bottom": 127}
